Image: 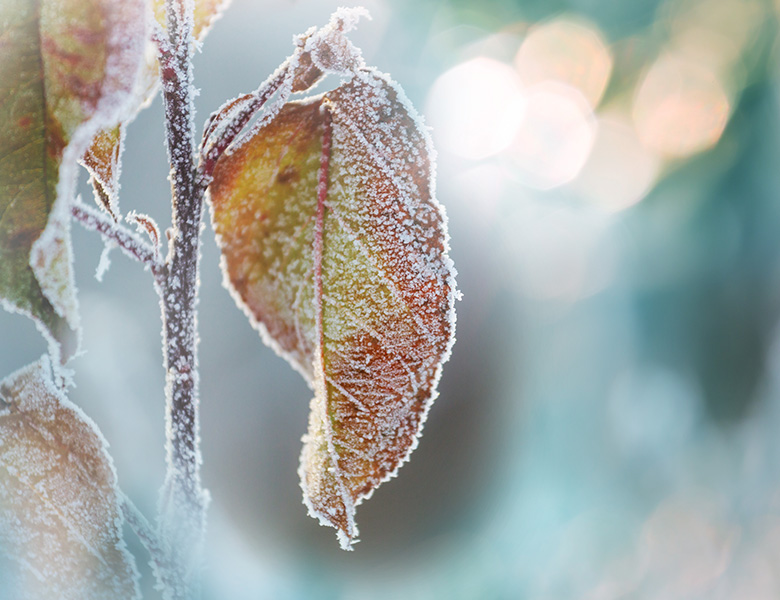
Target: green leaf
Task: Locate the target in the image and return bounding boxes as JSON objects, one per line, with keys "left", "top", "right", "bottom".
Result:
{"left": 0, "top": 0, "right": 146, "bottom": 364}
{"left": 209, "top": 50, "right": 457, "bottom": 547}
{"left": 0, "top": 357, "right": 140, "bottom": 599}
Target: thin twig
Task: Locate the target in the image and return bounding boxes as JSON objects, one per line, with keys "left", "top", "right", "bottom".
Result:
{"left": 71, "top": 200, "right": 166, "bottom": 285}
{"left": 120, "top": 493, "right": 167, "bottom": 565}
{"left": 198, "top": 65, "right": 290, "bottom": 182}
{"left": 120, "top": 493, "right": 185, "bottom": 596}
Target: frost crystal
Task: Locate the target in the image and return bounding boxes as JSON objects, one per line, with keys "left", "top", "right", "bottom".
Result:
{"left": 302, "top": 7, "right": 370, "bottom": 75}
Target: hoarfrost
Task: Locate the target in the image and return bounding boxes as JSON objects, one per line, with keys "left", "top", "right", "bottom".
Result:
{"left": 301, "top": 7, "right": 370, "bottom": 75}
{"left": 95, "top": 243, "right": 114, "bottom": 283}
{"left": 0, "top": 357, "right": 140, "bottom": 599}
{"left": 207, "top": 10, "right": 457, "bottom": 549}
{"left": 0, "top": 0, "right": 147, "bottom": 372}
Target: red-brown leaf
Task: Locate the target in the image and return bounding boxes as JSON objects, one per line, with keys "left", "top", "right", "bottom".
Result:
{"left": 209, "top": 68, "right": 456, "bottom": 548}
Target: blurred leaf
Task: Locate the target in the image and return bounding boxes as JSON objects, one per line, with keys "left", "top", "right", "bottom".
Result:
{"left": 209, "top": 70, "right": 457, "bottom": 548}
{"left": 0, "top": 357, "right": 139, "bottom": 599}
{"left": 0, "top": 0, "right": 146, "bottom": 364}
{"left": 83, "top": 0, "right": 230, "bottom": 217}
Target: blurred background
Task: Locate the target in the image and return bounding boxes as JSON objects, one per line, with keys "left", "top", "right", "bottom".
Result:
{"left": 4, "top": 0, "right": 780, "bottom": 597}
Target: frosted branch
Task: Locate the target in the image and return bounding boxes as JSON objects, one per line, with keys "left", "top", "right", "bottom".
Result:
{"left": 71, "top": 200, "right": 165, "bottom": 285}
{"left": 152, "top": 20, "right": 174, "bottom": 60}
{"left": 156, "top": 0, "right": 207, "bottom": 597}
{"left": 120, "top": 494, "right": 166, "bottom": 565}
{"left": 198, "top": 66, "right": 290, "bottom": 182}
{"left": 120, "top": 493, "right": 186, "bottom": 596}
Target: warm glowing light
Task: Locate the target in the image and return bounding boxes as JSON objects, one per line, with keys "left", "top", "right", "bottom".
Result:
{"left": 426, "top": 57, "right": 526, "bottom": 160}
{"left": 514, "top": 16, "right": 613, "bottom": 108}
{"left": 633, "top": 53, "right": 730, "bottom": 158}
{"left": 574, "top": 115, "right": 660, "bottom": 211}
{"left": 507, "top": 82, "right": 596, "bottom": 190}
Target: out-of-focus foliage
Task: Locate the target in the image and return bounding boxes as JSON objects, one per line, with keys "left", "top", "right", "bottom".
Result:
{"left": 3, "top": 0, "right": 780, "bottom": 598}
{"left": 0, "top": 0, "right": 146, "bottom": 364}
{"left": 0, "top": 357, "right": 139, "bottom": 599}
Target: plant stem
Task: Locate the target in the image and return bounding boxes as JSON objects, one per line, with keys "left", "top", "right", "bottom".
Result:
{"left": 158, "top": 0, "right": 208, "bottom": 597}
{"left": 71, "top": 200, "right": 165, "bottom": 284}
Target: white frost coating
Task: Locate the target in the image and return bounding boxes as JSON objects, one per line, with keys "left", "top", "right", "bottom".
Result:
{"left": 225, "top": 81, "right": 294, "bottom": 156}
{"left": 225, "top": 7, "right": 370, "bottom": 156}
{"left": 0, "top": 356, "right": 141, "bottom": 599}
{"left": 126, "top": 210, "right": 162, "bottom": 254}
{"left": 302, "top": 7, "right": 370, "bottom": 75}
{"left": 31, "top": 155, "right": 81, "bottom": 333}
{"left": 95, "top": 242, "right": 114, "bottom": 283}
{"left": 311, "top": 68, "right": 458, "bottom": 547}
{"left": 28, "top": 0, "right": 148, "bottom": 369}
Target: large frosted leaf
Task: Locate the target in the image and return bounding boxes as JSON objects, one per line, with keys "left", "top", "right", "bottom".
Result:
{"left": 209, "top": 68, "right": 457, "bottom": 549}
{"left": 0, "top": 0, "right": 146, "bottom": 363}
{"left": 0, "top": 357, "right": 140, "bottom": 599}
{"left": 82, "top": 0, "right": 231, "bottom": 216}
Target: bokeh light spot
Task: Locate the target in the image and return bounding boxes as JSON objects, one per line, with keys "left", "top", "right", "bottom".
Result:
{"left": 639, "top": 498, "right": 737, "bottom": 597}
{"left": 426, "top": 57, "right": 526, "bottom": 160}
{"left": 573, "top": 115, "right": 660, "bottom": 212}
{"left": 514, "top": 16, "right": 613, "bottom": 108}
{"left": 633, "top": 53, "right": 730, "bottom": 158}
{"left": 507, "top": 82, "right": 596, "bottom": 190}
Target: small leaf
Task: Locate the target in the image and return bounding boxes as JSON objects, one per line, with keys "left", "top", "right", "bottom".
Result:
{"left": 0, "top": 357, "right": 140, "bottom": 599}
{"left": 80, "top": 125, "right": 124, "bottom": 220}
{"left": 0, "top": 0, "right": 146, "bottom": 364}
{"left": 209, "top": 51, "right": 457, "bottom": 546}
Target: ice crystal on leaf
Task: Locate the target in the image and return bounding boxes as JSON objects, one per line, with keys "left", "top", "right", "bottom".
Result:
{"left": 0, "top": 357, "right": 140, "bottom": 599}
{"left": 80, "top": 125, "right": 125, "bottom": 220}
{"left": 207, "top": 9, "right": 457, "bottom": 549}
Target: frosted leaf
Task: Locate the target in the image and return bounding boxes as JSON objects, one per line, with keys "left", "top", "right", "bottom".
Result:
{"left": 301, "top": 7, "right": 370, "bottom": 75}
{"left": 80, "top": 126, "right": 125, "bottom": 220}
{"left": 0, "top": 357, "right": 140, "bottom": 599}
{"left": 0, "top": 0, "right": 147, "bottom": 367}
{"left": 126, "top": 211, "right": 162, "bottom": 252}
{"left": 200, "top": 7, "right": 370, "bottom": 173}
{"left": 209, "top": 49, "right": 457, "bottom": 547}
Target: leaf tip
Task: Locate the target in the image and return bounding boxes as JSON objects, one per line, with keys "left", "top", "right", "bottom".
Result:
{"left": 298, "top": 423, "right": 360, "bottom": 550}
{"left": 301, "top": 6, "right": 371, "bottom": 75}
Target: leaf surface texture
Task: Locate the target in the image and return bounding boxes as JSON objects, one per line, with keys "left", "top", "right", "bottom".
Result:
{"left": 210, "top": 65, "right": 456, "bottom": 548}
{"left": 0, "top": 0, "right": 146, "bottom": 361}
{"left": 0, "top": 358, "right": 139, "bottom": 599}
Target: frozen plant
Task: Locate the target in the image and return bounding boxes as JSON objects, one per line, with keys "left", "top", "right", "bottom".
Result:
{"left": 0, "top": 1, "right": 457, "bottom": 598}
